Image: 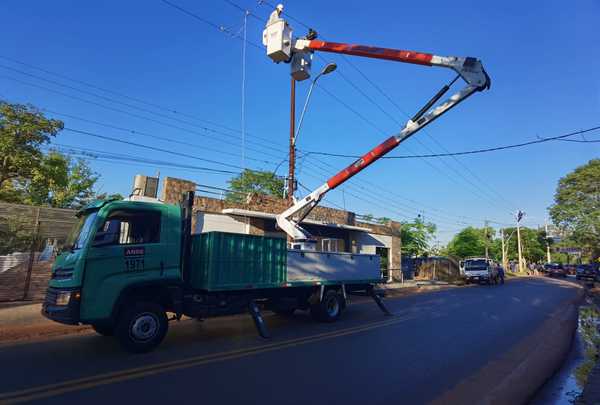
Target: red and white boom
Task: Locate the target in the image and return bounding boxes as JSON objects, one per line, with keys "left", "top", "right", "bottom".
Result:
{"left": 263, "top": 5, "right": 490, "bottom": 249}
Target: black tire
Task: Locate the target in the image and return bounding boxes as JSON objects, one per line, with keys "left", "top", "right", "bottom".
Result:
{"left": 91, "top": 323, "right": 114, "bottom": 336}
{"left": 310, "top": 290, "right": 343, "bottom": 323}
{"left": 115, "top": 302, "right": 168, "bottom": 353}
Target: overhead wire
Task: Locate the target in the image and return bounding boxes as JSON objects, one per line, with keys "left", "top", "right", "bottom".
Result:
{"left": 300, "top": 126, "right": 600, "bottom": 159}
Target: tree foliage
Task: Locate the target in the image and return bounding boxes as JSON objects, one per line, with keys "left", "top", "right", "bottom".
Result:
{"left": 501, "top": 227, "right": 547, "bottom": 263}
{"left": 400, "top": 216, "right": 436, "bottom": 257}
{"left": 549, "top": 159, "right": 600, "bottom": 260}
{"left": 0, "top": 101, "right": 99, "bottom": 209}
{"left": 226, "top": 169, "right": 284, "bottom": 202}
{"left": 0, "top": 101, "right": 63, "bottom": 189}
{"left": 446, "top": 227, "right": 488, "bottom": 259}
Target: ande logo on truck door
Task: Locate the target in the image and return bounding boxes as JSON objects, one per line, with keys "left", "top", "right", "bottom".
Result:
{"left": 124, "top": 247, "right": 145, "bottom": 272}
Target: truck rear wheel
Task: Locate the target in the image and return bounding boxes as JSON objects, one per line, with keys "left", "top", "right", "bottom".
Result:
{"left": 115, "top": 302, "right": 168, "bottom": 353}
{"left": 311, "top": 290, "right": 342, "bottom": 323}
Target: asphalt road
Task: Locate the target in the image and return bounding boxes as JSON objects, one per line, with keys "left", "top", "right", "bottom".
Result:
{"left": 0, "top": 277, "right": 580, "bottom": 404}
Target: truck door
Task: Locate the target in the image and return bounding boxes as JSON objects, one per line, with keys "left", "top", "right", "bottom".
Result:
{"left": 80, "top": 207, "right": 170, "bottom": 321}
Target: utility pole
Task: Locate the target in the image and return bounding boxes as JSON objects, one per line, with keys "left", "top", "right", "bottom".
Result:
{"left": 545, "top": 220, "right": 552, "bottom": 263}
{"left": 501, "top": 228, "right": 507, "bottom": 271}
{"left": 484, "top": 220, "right": 489, "bottom": 260}
{"left": 287, "top": 77, "right": 296, "bottom": 204}
{"left": 516, "top": 210, "right": 525, "bottom": 273}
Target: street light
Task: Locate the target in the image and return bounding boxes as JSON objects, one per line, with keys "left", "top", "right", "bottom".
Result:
{"left": 293, "top": 62, "right": 337, "bottom": 146}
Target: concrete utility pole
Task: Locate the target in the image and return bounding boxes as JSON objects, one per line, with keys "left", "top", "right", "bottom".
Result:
{"left": 501, "top": 228, "right": 507, "bottom": 271}
{"left": 545, "top": 220, "right": 552, "bottom": 263}
{"left": 287, "top": 77, "right": 296, "bottom": 204}
{"left": 516, "top": 211, "right": 525, "bottom": 273}
{"left": 484, "top": 220, "right": 489, "bottom": 260}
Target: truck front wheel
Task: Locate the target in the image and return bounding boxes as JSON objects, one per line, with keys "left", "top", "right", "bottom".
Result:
{"left": 311, "top": 290, "right": 343, "bottom": 323}
{"left": 115, "top": 302, "right": 168, "bottom": 353}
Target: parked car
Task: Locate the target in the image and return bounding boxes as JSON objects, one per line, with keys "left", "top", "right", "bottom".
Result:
{"left": 576, "top": 264, "right": 597, "bottom": 281}
{"left": 544, "top": 262, "right": 567, "bottom": 278}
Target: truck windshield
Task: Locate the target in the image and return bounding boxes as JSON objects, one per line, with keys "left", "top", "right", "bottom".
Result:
{"left": 465, "top": 260, "right": 487, "bottom": 268}
{"left": 65, "top": 212, "right": 98, "bottom": 250}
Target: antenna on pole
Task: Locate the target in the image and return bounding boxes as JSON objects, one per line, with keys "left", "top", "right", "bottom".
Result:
{"left": 241, "top": 9, "right": 249, "bottom": 169}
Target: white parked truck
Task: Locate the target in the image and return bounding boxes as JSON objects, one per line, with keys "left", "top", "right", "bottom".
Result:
{"left": 461, "top": 258, "right": 499, "bottom": 284}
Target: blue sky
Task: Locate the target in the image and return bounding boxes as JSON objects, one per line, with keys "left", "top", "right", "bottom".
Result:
{"left": 1, "top": 0, "right": 598, "bottom": 243}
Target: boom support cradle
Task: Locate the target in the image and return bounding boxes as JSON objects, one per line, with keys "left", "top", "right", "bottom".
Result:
{"left": 263, "top": 5, "right": 491, "bottom": 246}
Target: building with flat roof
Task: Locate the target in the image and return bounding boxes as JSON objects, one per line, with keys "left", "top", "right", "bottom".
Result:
{"left": 161, "top": 177, "right": 402, "bottom": 281}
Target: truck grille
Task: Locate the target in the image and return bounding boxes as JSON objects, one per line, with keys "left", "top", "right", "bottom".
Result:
{"left": 44, "top": 288, "right": 59, "bottom": 306}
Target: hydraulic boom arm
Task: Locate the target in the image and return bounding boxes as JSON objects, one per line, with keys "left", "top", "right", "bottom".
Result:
{"left": 263, "top": 5, "right": 490, "bottom": 247}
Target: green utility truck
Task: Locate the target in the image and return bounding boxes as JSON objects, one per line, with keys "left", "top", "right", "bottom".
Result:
{"left": 42, "top": 192, "right": 387, "bottom": 353}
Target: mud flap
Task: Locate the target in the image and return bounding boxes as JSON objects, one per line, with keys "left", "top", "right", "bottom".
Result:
{"left": 248, "top": 300, "right": 270, "bottom": 338}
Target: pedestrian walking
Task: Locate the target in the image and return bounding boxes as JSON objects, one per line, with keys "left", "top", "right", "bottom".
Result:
{"left": 498, "top": 266, "right": 505, "bottom": 285}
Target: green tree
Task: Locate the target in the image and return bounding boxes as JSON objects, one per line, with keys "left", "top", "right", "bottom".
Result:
{"left": 446, "top": 227, "right": 488, "bottom": 259}
{"left": 400, "top": 216, "right": 436, "bottom": 257}
{"left": 0, "top": 101, "right": 63, "bottom": 191}
{"left": 226, "top": 169, "right": 284, "bottom": 202}
{"left": 504, "top": 227, "right": 546, "bottom": 263}
{"left": 549, "top": 159, "right": 600, "bottom": 260}
{"left": 5, "top": 151, "right": 98, "bottom": 209}
{"left": 95, "top": 192, "right": 124, "bottom": 201}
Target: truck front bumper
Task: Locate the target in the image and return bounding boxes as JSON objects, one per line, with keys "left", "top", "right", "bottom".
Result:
{"left": 41, "top": 287, "right": 81, "bottom": 325}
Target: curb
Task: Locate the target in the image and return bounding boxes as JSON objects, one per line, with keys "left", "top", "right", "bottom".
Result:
{"left": 431, "top": 285, "right": 584, "bottom": 405}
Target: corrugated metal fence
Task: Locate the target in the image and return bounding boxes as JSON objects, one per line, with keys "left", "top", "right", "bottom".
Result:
{"left": 0, "top": 202, "right": 77, "bottom": 302}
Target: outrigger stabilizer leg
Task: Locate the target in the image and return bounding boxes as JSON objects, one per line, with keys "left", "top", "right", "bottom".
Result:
{"left": 248, "top": 300, "right": 271, "bottom": 338}
{"left": 369, "top": 287, "right": 393, "bottom": 316}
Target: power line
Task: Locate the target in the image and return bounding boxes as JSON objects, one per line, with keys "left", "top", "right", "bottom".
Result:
{"left": 301, "top": 126, "right": 600, "bottom": 159}
{"left": 42, "top": 109, "right": 281, "bottom": 166}
{"left": 159, "top": 0, "right": 263, "bottom": 50}
{"left": 0, "top": 55, "right": 253, "bottom": 137}
{"left": 0, "top": 65, "right": 286, "bottom": 154}
{"left": 0, "top": 74, "right": 288, "bottom": 158}
{"left": 43, "top": 144, "right": 240, "bottom": 175}
{"left": 63, "top": 127, "right": 247, "bottom": 170}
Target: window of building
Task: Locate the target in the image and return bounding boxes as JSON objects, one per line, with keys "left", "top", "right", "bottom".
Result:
{"left": 93, "top": 210, "right": 161, "bottom": 246}
{"left": 321, "top": 238, "right": 342, "bottom": 252}
{"left": 376, "top": 247, "right": 390, "bottom": 270}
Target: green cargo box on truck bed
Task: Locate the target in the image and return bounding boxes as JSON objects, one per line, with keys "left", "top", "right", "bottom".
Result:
{"left": 191, "top": 232, "right": 287, "bottom": 290}
{"left": 190, "top": 232, "right": 382, "bottom": 292}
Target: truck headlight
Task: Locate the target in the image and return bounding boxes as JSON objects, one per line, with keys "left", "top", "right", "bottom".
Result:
{"left": 56, "top": 291, "right": 72, "bottom": 306}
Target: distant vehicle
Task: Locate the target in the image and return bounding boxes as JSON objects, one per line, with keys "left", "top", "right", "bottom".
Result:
{"left": 564, "top": 264, "right": 577, "bottom": 275}
{"left": 576, "top": 264, "right": 597, "bottom": 281}
{"left": 462, "top": 258, "right": 499, "bottom": 285}
{"left": 544, "top": 263, "right": 567, "bottom": 278}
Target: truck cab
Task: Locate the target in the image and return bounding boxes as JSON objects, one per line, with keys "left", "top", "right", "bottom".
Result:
{"left": 42, "top": 198, "right": 182, "bottom": 331}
